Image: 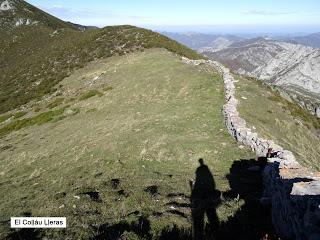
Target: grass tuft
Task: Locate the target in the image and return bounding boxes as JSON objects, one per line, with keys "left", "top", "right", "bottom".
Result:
{"left": 47, "top": 98, "right": 65, "bottom": 109}
{"left": 13, "top": 111, "right": 27, "bottom": 119}
{"left": 103, "top": 86, "right": 114, "bottom": 92}
{"left": 0, "top": 114, "right": 12, "bottom": 124}
{"left": 79, "top": 90, "right": 103, "bottom": 101}
{"left": 0, "top": 108, "right": 66, "bottom": 137}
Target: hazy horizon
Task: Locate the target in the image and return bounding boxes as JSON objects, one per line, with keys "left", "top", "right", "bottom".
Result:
{"left": 148, "top": 24, "right": 320, "bottom": 36}
{"left": 25, "top": 0, "right": 320, "bottom": 35}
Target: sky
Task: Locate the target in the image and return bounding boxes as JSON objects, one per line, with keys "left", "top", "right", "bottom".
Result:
{"left": 25, "top": 0, "right": 320, "bottom": 34}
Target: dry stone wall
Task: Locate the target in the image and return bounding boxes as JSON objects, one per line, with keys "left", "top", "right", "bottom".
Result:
{"left": 182, "top": 57, "right": 320, "bottom": 240}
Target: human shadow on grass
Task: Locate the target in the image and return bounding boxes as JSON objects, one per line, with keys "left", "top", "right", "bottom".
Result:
{"left": 92, "top": 159, "right": 219, "bottom": 240}
{"left": 93, "top": 215, "right": 152, "bottom": 240}
{"left": 93, "top": 215, "right": 192, "bottom": 240}
{"left": 92, "top": 158, "right": 276, "bottom": 240}
{"left": 188, "top": 158, "right": 275, "bottom": 240}
{"left": 5, "top": 229, "right": 43, "bottom": 240}
{"left": 189, "top": 158, "right": 221, "bottom": 240}
{"left": 181, "top": 157, "right": 275, "bottom": 240}
{"left": 216, "top": 158, "right": 276, "bottom": 240}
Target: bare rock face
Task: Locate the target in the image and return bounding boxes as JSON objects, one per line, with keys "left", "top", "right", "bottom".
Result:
{"left": 0, "top": 0, "right": 13, "bottom": 11}
{"left": 199, "top": 37, "right": 234, "bottom": 52}
{"left": 182, "top": 56, "right": 320, "bottom": 240}
{"left": 316, "top": 107, "right": 320, "bottom": 118}
{"left": 253, "top": 43, "right": 320, "bottom": 96}
{"left": 202, "top": 38, "right": 320, "bottom": 115}
{"left": 0, "top": 0, "right": 71, "bottom": 29}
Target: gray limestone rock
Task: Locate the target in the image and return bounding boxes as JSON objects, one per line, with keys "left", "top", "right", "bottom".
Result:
{"left": 316, "top": 107, "right": 320, "bottom": 118}
{"left": 182, "top": 56, "right": 319, "bottom": 240}
{"left": 0, "top": 0, "right": 12, "bottom": 11}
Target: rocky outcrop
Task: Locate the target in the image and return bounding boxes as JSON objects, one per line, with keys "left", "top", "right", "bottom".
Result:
{"left": 0, "top": 0, "right": 13, "bottom": 11}
{"left": 201, "top": 39, "right": 320, "bottom": 117}
{"left": 182, "top": 57, "right": 320, "bottom": 240}
{"left": 15, "top": 18, "right": 32, "bottom": 26}
{"left": 316, "top": 107, "right": 320, "bottom": 118}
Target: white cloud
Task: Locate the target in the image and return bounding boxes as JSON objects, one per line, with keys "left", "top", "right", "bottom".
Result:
{"left": 38, "top": 5, "right": 151, "bottom": 27}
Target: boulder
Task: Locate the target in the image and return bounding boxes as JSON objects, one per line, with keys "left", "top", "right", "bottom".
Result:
{"left": 0, "top": 0, "right": 12, "bottom": 11}
{"left": 316, "top": 107, "right": 320, "bottom": 118}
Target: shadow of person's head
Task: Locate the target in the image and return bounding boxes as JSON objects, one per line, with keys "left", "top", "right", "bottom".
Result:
{"left": 192, "top": 158, "right": 218, "bottom": 199}
{"left": 199, "top": 158, "right": 204, "bottom": 166}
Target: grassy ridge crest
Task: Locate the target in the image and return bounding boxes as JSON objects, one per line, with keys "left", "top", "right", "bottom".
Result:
{"left": 0, "top": 23, "right": 203, "bottom": 114}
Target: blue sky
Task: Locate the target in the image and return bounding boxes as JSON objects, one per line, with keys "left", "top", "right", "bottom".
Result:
{"left": 26, "top": 0, "right": 320, "bottom": 33}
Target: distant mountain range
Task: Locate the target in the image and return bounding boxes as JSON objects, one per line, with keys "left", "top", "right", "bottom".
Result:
{"left": 161, "top": 32, "right": 244, "bottom": 50}
{"left": 66, "top": 22, "right": 99, "bottom": 31}
{"left": 1, "top": 0, "right": 319, "bottom": 117}
{"left": 162, "top": 31, "right": 320, "bottom": 51}
{"left": 201, "top": 38, "right": 320, "bottom": 116}
{"left": 162, "top": 31, "right": 320, "bottom": 117}
{"left": 283, "top": 32, "right": 320, "bottom": 49}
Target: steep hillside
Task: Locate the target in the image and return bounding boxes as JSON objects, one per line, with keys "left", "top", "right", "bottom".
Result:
{"left": 161, "top": 32, "right": 243, "bottom": 50}
{"left": 234, "top": 75, "right": 320, "bottom": 170}
{"left": 0, "top": 0, "right": 203, "bottom": 114}
{"left": 0, "top": 1, "right": 281, "bottom": 239}
{"left": 0, "top": 48, "right": 277, "bottom": 240}
{"left": 286, "top": 32, "right": 320, "bottom": 49}
{"left": 201, "top": 38, "right": 284, "bottom": 72}
{"left": 198, "top": 37, "right": 235, "bottom": 52}
{"left": 0, "top": 0, "right": 77, "bottom": 30}
{"left": 202, "top": 38, "right": 320, "bottom": 117}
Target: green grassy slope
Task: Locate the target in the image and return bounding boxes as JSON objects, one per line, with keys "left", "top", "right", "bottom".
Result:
{"left": 235, "top": 76, "right": 320, "bottom": 171}
{"left": 0, "top": 49, "right": 273, "bottom": 239}
{"left": 0, "top": 0, "right": 203, "bottom": 114}
{"left": 0, "top": 24, "right": 203, "bottom": 114}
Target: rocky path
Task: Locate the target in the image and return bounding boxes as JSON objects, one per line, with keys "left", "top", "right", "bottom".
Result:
{"left": 182, "top": 56, "right": 320, "bottom": 240}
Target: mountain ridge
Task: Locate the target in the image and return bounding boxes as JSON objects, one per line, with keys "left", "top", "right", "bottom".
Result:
{"left": 201, "top": 38, "right": 320, "bottom": 117}
{"left": 161, "top": 31, "right": 244, "bottom": 50}
{"left": 284, "top": 32, "right": 320, "bottom": 48}
{"left": 0, "top": 0, "right": 78, "bottom": 30}
{"left": 0, "top": 0, "right": 203, "bottom": 114}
